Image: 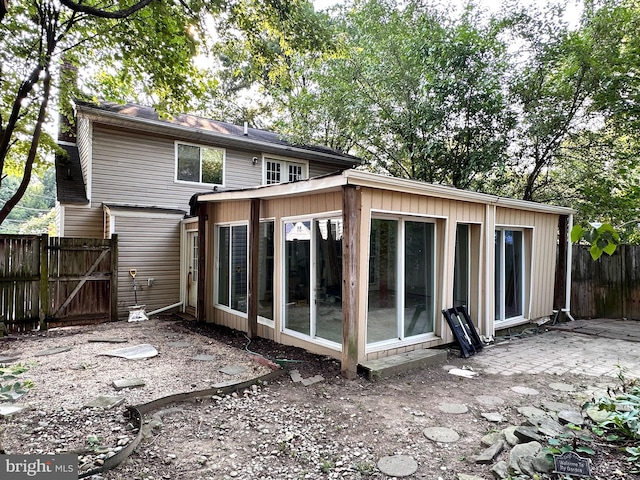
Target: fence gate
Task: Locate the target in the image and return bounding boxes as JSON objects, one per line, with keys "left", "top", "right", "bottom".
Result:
{"left": 0, "top": 234, "right": 118, "bottom": 334}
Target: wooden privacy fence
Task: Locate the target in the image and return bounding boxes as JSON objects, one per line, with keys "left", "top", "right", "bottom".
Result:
{"left": 0, "top": 234, "right": 118, "bottom": 334}
{"left": 571, "top": 244, "right": 640, "bottom": 320}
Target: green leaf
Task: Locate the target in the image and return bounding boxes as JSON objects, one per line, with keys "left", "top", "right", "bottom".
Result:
{"left": 570, "top": 224, "right": 585, "bottom": 242}
{"left": 576, "top": 446, "right": 595, "bottom": 455}
{"left": 590, "top": 243, "right": 603, "bottom": 260}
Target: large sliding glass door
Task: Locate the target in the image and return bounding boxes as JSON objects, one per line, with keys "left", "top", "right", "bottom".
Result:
{"left": 283, "top": 217, "right": 343, "bottom": 346}
{"left": 495, "top": 229, "right": 524, "bottom": 321}
{"left": 367, "top": 217, "right": 436, "bottom": 346}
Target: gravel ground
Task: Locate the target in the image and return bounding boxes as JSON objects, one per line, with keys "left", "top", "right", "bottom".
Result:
{"left": 0, "top": 317, "right": 631, "bottom": 480}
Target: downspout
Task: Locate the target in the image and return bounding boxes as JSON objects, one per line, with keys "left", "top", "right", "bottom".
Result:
{"left": 563, "top": 213, "right": 575, "bottom": 321}
{"left": 147, "top": 302, "right": 183, "bottom": 317}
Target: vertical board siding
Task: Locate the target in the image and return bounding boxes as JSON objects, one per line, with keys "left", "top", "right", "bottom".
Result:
{"left": 115, "top": 216, "right": 181, "bottom": 318}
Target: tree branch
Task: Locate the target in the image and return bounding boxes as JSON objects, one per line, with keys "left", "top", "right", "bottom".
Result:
{"left": 58, "top": 0, "right": 154, "bottom": 19}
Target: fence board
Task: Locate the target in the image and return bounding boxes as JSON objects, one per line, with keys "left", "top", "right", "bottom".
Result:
{"left": 0, "top": 235, "right": 116, "bottom": 334}
{"left": 571, "top": 244, "right": 640, "bottom": 320}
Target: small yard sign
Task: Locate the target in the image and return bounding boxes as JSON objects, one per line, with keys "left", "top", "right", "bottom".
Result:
{"left": 554, "top": 451, "right": 591, "bottom": 477}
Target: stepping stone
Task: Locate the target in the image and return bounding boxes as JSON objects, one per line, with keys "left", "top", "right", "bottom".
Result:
{"left": 169, "top": 341, "right": 192, "bottom": 348}
{"left": 511, "top": 385, "right": 539, "bottom": 395}
{"left": 448, "top": 368, "right": 479, "bottom": 378}
{"left": 102, "top": 344, "right": 158, "bottom": 360}
{"left": 502, "top": 426, "right": 519, "bottom": 446}
{"left": 458, "top": 475, "right": 486, "bottom": 480}
{"left": 476, "top": 395, "right": 505, "bottom": 407}
{"left": 0, "top": 355, "right": 20, "bottom": 363}
{"left": 542, "top": 401, "right": 576, "bottom": 413}
{"left": 191, "top": 354, "right": 216, "bottom": 362}
{"left": 481, "top": 412, "right": 505, "bottom": 422}
{"left": 514, "top": 426, "right": 542, "bottom": 443}
{"left": 0, "top": 405, "right": 25, "bottom": 416}
{"left": 481, "top": 431, "right": 503, "bottom": 447}
{"left": 219, "top": 365, "right": 247, "bottom": 375}
{"left": 84, "top": 395, "right": 125, "bottom": 410}
{"left": 88, "top": 338, "right": 128, "bottom": 343}
{"left": 112, "top": 378, "right": 146, "bottom": 390}
{"left": 558, "top": 410, "right": 584, "bottom": 426}
{"left": 549, "top": 382, "right": 576, "bottom": 392}
{"left": 290, "top": 370, "right": 303, "bottom": 383}
{"left": 438, "top": 403, "right": 468, "bottom": 414}
{"left": 475, "top": 441, "right": 504, "bottom": 464}
{"left": 377, "top": 455, "right": 418, "bottom": 477}
{"left": 302, "top": 375, "right": 324, "bottom": 386}
{"left": 517, "top": 406, "right": 548, "bottom": 422}
{"left": 509, "top": 441, "right": 542, "bottom": 473}
{"left": 585, "top": 406, "right": 611, "bottom": 423}
{"left": 423, "top": 426, "right": 459, "bottom": 443}
{"left": 34, "top": 346, "right": 72, "bottom": 357}
{"left": 534, "top": 417, "right": 567, "bottom": 437}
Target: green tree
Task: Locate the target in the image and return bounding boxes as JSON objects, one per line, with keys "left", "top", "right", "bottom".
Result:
{"left": 0, "top": 0, "right": 328, "bottom": 227}
{"left": 275, "top": 0, "right": 514, "bottom": 189}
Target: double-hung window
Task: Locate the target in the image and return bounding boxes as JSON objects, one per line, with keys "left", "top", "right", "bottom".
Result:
{"left": 176, "top": 142, "right": 224, "bottom": 186}
{"left": 264, "top": 158, "right": 308, "bottom": 185}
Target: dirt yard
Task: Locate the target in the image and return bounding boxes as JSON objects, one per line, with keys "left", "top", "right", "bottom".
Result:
{"left": 0, "top": 317, "right": 630, "bottom": 479}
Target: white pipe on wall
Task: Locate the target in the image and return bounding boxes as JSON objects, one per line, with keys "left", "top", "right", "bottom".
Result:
{"left": 147, "top": 301, "right": 183, "bottom": 316}
{"left": 564, "top": 214, "right": 574, "bottom": 319}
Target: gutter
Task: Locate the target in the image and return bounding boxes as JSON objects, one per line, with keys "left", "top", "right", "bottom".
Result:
{"left": 564, "top": 213, "right": 575, "bottom": 321}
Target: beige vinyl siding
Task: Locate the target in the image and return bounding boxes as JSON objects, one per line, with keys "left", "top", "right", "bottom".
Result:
{"left": 495, "top": 207, "right": 559, "bottom": 321}
{"left": 91, "top": 128, "right": 210, "bottom": 208}
{"left": 115, "top": 215, "right": 181, "bottom": 318}
{"left": 60, "top": 205, "right": 104, "bottom": 238}
{"left": 309, "top": 163, "right": 343, "bottom": 178}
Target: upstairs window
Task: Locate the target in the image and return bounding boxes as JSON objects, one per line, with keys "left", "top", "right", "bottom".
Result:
{"left": 264, "top": 158, "right": 308, "bottom": 185}
{"left": 176, "top": 142, "right": 224, "bottom": 186}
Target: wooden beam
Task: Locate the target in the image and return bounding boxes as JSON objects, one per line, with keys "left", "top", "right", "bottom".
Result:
{"left": 341, "top": 185, "right": 359, "bottom": 379}
{"left": 110, "top": 235, "right": 119, "bottom": 321}
{"left": 197, "top": 204, "right": 207, "bottom": 322}
{"left": 39, "top": 234, "right": 49, "bottom": 330}
{"left": 247, "top": 198, "right": 260, "bottom": 338}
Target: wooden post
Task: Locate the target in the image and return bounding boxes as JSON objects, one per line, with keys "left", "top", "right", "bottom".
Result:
{"left": 553, "top": 215, "right": 568, "bottom": 312}
{"left": 39, "top": 233, "right": 49, "bottom": 330}
{"left": 341, "top": 185, "right": 359, "bottom": 379}
{"left": 247, "top": 199, "right": 260, "bottom": 338}
{"left": 621, "top": 244, "right": 628, "bottom": 319}
{"left": 110, "top": 234, "right": 119, "bottom": 321}
{"left": 197, "top": 204, "right": 207, "bottom": 322}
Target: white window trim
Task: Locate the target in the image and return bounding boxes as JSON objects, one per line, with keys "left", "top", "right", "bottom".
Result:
{"left": 364, "top": 213, "right": 440, "bottom": 352}
{"left": 262, "top": 155, "right": 309, "bottom": 185}
{"left": 214, "top": 221, "right": 248, "bottom": 315}
{"left": 258, "top": 218, "right": 276, "bottom": 328}
{"left": 494, "top": 227, "right": 527, "bottom": 323}
{"left": 280, "top": 213, "right": 343, "bottom": 350}
{"left": 174, "top": 141, "right": 226, "bottom": 187}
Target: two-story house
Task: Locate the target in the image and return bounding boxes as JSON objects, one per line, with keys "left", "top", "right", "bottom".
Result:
{"left": 54, "top": 101, "right": 361, "bottom": 319}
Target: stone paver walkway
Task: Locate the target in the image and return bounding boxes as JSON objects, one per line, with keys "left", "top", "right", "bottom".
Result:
{"left": 471, "top": 322, "right": 640, "bottom": 379}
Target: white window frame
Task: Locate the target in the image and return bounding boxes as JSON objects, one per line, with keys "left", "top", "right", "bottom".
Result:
{"left": 258, "top": 219, "right": 276, "bottom": 328}
{"left": 175, "top": 141, "right": 225, "bottom": 186}
{"left": 280, "top": 213, "right": 342, "bottom": 351}
{"left": 494, "top": 227, "right": 526, "bottom": 324}
{"left": 262, "top": 155, "right": 309, "bottom": 185}
{"left": 214, "top": 221, "right": 248, "bottom": 316}
{"left": 366, "top": 213, "right": 439, "bottom": 353}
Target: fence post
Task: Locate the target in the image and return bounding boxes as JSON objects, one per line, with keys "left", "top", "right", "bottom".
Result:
{"left": 621, "top": 244, "right": 628, "bottom": 320}
{"left": 39, "top": 233, "right": 49, "bottom": 330}
{"left": 110, "top": 234, "right": 119, "bottom": 321}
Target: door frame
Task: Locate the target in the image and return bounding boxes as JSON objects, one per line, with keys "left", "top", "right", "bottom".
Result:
{"left": 181, "top": 218, "right": 199, "bottom": 316}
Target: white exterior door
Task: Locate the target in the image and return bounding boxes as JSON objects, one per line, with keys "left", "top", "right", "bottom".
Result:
{"left": 187, "top": 231, "right": 198, "bottom": 309}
